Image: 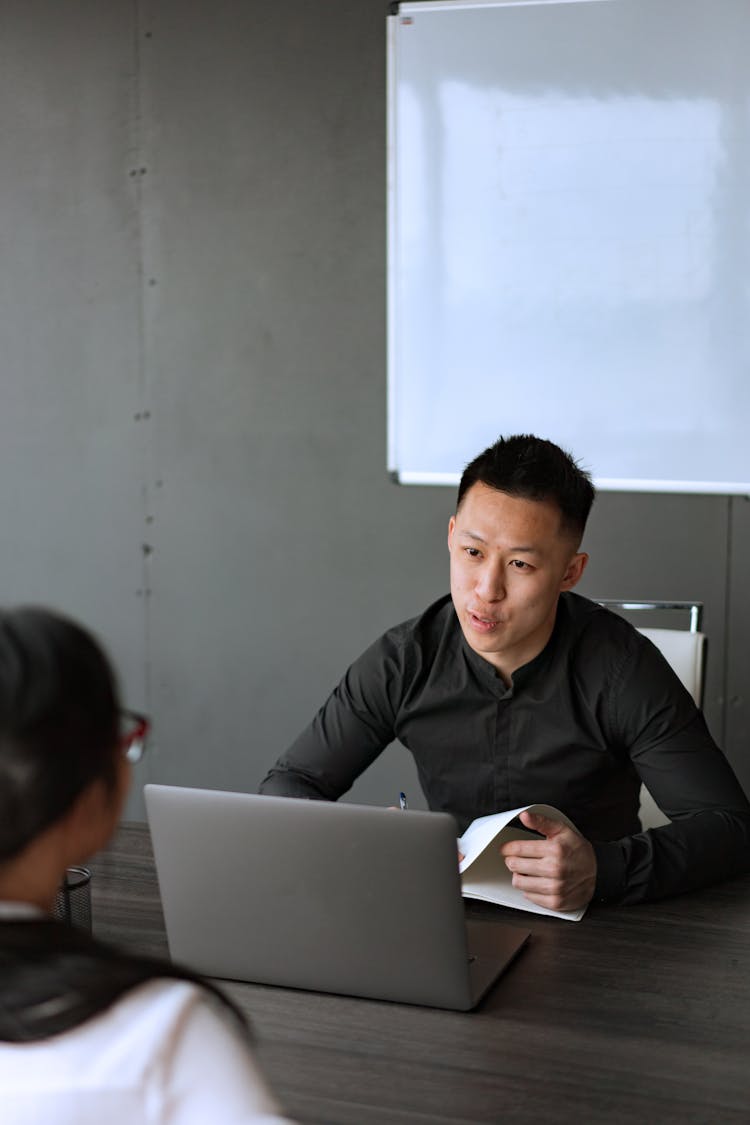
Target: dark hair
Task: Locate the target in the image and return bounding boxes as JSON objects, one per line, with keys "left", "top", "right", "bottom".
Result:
{"left": 456, "top": 434, "right": 595, "bottom": 541}
{"left": 0, "top": 607, "right": 120, "bottom": 862}
{"left": 0, "top": 918, "right": 250, "bottom": 1043}
{"left": 0, "top": 606, "right": 248, "bottom": 1042}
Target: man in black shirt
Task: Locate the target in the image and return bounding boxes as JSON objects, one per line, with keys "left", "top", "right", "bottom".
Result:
{"left": 260, "top": 435, "right": 750, "bottom": 910}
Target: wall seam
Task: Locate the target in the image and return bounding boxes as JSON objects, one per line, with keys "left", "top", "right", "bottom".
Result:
{"left": 721, "top": 495, "right": 734, "bottom": 747}
{"left": 131, "top": 0, "right": 154, "bottom": 740}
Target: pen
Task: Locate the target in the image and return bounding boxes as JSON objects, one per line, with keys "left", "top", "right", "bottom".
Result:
{"left": 399, "top": 791, "right": 408, "bottom": 810}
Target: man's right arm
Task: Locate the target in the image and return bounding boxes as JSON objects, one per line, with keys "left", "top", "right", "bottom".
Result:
{"left": 259, "top": 633, "right": 404, "bottom": 801}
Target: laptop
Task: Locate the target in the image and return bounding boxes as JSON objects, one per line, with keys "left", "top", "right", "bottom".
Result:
{"left": 144, "top": 784, "right": 530, "bottom": 1011}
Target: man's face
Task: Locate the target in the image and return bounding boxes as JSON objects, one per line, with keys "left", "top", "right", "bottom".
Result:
{"left": 448, "top": 483, "right": 587, "bottom": 680}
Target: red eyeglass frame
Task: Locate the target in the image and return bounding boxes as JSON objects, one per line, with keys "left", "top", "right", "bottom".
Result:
{"left": 120, "top": 709, "right": 151, "bottom": 763}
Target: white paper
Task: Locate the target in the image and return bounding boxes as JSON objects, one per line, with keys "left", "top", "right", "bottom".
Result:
{"left": 457, "top": 804, "right": 586, "bottom": 922}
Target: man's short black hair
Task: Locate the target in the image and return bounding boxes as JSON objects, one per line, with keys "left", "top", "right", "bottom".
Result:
{"left": 456, "top": 434, "right": 595, "bottom": 541}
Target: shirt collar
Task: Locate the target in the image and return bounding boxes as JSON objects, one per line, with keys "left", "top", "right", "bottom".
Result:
{"left": 457, "top": 600, "right": 565, "bottom": 695}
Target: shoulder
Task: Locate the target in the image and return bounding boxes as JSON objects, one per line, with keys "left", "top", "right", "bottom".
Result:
{"left": 11, "top": 981, "right": 292, "bottom": 1120}
{"left": 555, "top": 592, "right": 653, "bottom": 686}
{"left": 353, "top": 595, "right": 456, "bottom": 666}
{"left": 557, "top": 593, "right": 698, "bottom": 719}
{"left": 374, "top": 594, "right": 455, "bottom": 642}
{"left": 375, "top": 594, "right": 458, "bottom": 654}
{"left": 558, "top": 592, "right": 643, "bottom": 652}
{"left": 81, "top": 978, "right": 215, "bottom": 1047}
{"left": 363, "top": 595, "right": 459, "bottom": 674}
{"left": 75, "top": 981, "right": 255, "bottom": 1084}
{"left": 122, "top": 981, "right": 291, "bottom": 1121}
{"left": 0, "top": 980, "right": 208, "bottom": 1087}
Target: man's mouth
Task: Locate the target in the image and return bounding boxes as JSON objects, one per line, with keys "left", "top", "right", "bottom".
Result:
{"left": 468, "top": 612, "right": 502, "bottom": 633}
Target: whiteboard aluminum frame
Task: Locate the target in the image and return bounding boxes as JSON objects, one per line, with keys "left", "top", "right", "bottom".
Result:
{"left": 393, "top": 0, "right": 609, "bottom": 13}
{"left": 386, "top": 0, "right": 750, "bottom": 496}
{"left": 396, "top": 472, "right": 750, "bottom": 496}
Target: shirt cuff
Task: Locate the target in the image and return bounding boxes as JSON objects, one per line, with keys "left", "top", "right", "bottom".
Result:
{"left": 592, "top": 840, "right": 628, "bottom": 902}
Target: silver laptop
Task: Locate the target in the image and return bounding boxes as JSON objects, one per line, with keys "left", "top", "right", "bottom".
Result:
{"left": 144, "top": 784, "right": 529, "bottom": 1011}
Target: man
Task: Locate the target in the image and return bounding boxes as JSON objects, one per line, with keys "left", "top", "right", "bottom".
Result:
{"left": 260, "top": 434, "right": 750, "bottom": 911}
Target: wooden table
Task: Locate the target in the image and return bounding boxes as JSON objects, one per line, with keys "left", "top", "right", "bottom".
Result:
{"left": 90, "top": 823, "right": 750, "bottom": 1125}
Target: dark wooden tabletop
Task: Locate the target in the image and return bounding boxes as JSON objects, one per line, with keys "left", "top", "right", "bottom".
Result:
{"left": 90, "top": 823, "right": 750, "bottom": 1125}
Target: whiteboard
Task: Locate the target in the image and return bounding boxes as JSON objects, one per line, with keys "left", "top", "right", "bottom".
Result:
{"left": 387, "top": 0, "right": 750, "bottom": 493}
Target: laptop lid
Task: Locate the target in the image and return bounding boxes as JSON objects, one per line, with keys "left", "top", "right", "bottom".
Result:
{"left": 145, "top": 785, "right": 528, "bottom": 1011}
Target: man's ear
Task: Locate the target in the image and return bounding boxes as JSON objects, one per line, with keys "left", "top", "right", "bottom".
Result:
{"left": 447, "top": 515, "right": 456, "bottom": 550}
{"left": 561, "top": 551, "right": 588, "bottom": 591}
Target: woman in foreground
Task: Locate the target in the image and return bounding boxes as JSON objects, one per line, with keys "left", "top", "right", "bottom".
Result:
{"left": 0, "top": 606, "right": 295, "bottom": 1124}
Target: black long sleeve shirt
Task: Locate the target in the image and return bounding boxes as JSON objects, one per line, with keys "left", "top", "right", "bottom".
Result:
{"left": 260, "top": 592, "right": 750, "bottom": 904}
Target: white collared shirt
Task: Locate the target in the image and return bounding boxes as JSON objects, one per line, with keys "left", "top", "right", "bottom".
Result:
{"left": 0, "top": 904, "right": 295, "bottom": 1124}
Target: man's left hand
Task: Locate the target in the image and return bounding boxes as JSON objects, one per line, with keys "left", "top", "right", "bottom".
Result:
{"left": 499, "top": 810, "right": 596, "bottom": 912}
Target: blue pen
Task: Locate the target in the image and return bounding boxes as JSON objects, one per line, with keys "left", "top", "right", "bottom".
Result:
{"left": 399, "top": 791, "right": 408, "bottom": 810}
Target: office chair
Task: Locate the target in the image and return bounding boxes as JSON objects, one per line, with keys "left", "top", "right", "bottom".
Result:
{"left": 596, "top": 601, "right": 706, "bottom": 830}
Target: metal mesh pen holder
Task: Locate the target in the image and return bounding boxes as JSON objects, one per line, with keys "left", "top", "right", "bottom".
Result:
{"left": 54, "top": 866, "right": 92, "bottom": 931}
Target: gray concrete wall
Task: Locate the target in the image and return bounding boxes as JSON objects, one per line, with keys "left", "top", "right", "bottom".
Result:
{"left": 1, "top": 0, "right": 747, "bottom": 819}
{"left": 0, "top": 0, "right": 148, "bottom": 714}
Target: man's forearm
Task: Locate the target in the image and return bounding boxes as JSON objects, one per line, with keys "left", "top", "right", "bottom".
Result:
{"left": 593, "top": 807, "right": 750, "bottom": 904}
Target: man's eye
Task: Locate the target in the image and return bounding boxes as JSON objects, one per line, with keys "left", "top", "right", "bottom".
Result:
{"left": 510, "top": 560, "right": 531, "bottom": 570}
{"left": 464, "top": 547, "right": 481, "bottom": 558}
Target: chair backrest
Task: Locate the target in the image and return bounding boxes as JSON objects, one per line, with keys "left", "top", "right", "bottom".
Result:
{"left": 595, "top": 601, "right": 707, "bottom": 829}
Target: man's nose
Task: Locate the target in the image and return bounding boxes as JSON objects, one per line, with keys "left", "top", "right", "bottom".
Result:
{"left": 476, "top": 562, "right": 505, "bottom": 602}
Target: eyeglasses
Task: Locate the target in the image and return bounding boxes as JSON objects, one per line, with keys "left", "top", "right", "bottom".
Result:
{"left": 119, "top": 709, "right": 151, "bottom": 764}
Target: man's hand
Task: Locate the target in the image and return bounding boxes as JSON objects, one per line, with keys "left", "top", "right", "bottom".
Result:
{"left": 499, "top": 810, "right": 596, "bottom": 912}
